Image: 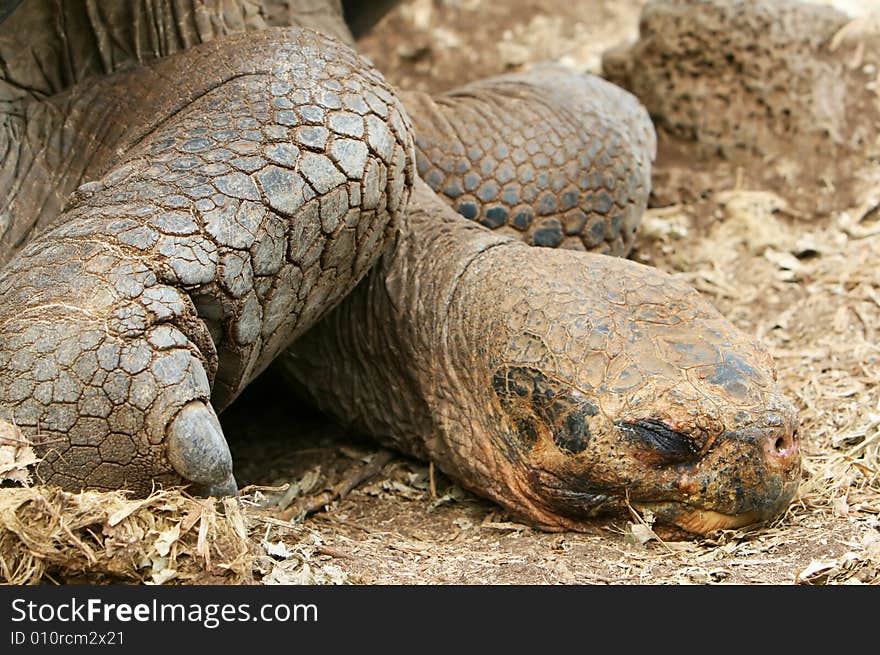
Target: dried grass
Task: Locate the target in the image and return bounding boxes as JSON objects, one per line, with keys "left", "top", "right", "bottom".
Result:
{"left": 0, "top": 487, "right": 254, "bottom": 585}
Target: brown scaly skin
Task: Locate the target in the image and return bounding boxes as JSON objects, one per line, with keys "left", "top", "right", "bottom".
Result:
{"left": 0, "top": 0, "right": 801, "bottom": 534}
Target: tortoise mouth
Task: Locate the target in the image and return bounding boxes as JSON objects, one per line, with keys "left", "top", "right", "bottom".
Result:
{"left": 634, "top": 502, "right": 764, "bottom": 535}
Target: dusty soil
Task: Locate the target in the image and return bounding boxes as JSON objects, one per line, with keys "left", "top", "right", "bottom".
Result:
{"left": 220, "top": 0, "right": 880, "bottom": 585}
{"left": 3, "top": 0, "right": 879, "bottom": 586}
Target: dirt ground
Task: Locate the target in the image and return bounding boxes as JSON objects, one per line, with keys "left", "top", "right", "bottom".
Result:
{"left": 3, "top": 0, "right": 879, "bottom": 586}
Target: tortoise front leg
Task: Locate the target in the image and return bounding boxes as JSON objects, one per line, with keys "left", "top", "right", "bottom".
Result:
{"left": 0, "top": 27, "right": 413, "bottom": 495}
{"left": 0, "top": 0, "right": 357, "bottom": 267}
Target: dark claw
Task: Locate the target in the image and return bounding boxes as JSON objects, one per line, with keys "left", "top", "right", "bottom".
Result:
{"left": 167, "top": 401, "right": 238, "bottom": 497}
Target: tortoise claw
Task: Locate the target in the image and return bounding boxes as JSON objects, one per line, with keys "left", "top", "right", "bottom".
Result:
{"left": 167, "top": 401, "right": 238, "bottom": 497}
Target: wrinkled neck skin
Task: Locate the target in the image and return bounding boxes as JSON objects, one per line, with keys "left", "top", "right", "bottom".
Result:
{"left": 281, "top": 180, "right": 513, "bottom": 465}
{"left": 285, "top": 179, "right": 800, "bottom": 533}
{"left": 283, "top": 181, "right": 589, "bottom": 523}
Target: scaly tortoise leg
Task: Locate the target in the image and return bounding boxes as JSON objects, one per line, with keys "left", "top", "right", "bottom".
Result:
{"left": 0, "top": 27, "right": 414, "bottom": 496}
{"left": 0, "top": 0, "right": 357, "bottom": 268}
{"left": 403, "top": 66, "right": 656, "bottom": 255}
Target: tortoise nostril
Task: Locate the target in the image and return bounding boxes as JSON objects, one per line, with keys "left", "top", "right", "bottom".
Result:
{"left": 767, "top": 432, "right": 797, "bottom": 465}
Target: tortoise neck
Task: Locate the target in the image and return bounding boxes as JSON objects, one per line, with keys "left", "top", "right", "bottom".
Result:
{"left": 280, "top": 180, "right": 514, "bottom": 466}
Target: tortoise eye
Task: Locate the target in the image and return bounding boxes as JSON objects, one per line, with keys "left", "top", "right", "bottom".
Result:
{"left": 617, "top": 419, "right": 697, "bottom": 463}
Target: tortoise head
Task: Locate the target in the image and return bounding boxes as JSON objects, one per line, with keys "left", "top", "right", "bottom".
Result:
{"left": 462, "top": 245, "right": 800, "bottom": 535}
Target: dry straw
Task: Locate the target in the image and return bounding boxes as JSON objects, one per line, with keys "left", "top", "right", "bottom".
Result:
{"left": 0, "top": 486, "right": 253, "bottom": 585}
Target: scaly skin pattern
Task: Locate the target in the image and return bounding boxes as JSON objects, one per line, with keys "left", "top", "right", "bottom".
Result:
{"left": 0, "top": 0, "right": 354, "bottom": 266}
{"left": 403, "top": 67, "right": 655, "bottom": 255}
{"left": 0, "top": 25, "right": 414, "bottom": 495}
{"left": 281, "top": 180, "right": 800, "bottom": 535}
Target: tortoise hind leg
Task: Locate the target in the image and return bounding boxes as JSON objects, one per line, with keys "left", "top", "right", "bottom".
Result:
{"left": 402, "top": 65, "right": 656, "bottom": 256}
